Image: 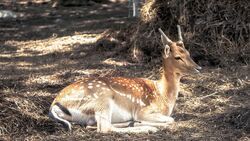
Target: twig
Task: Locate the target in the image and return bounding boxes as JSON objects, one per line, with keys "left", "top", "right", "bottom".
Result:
{"left": 199, "top": 92, "right": 219, "bottom": 99}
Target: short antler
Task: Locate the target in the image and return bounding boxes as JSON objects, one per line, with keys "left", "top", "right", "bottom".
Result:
{"left": 158, "top": 28, "right": 173, "bottom": 44}
{"left": 177, "top": 25, "right": 183, "bottom": 42}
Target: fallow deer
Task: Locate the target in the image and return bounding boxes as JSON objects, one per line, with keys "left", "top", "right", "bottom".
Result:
{"left": 49, "top": 25, "right": 201, "bottom": 133}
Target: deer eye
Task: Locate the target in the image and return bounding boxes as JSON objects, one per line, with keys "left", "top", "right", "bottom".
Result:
{"left": 174, "top": 56, "right": 182, "bottom": 60}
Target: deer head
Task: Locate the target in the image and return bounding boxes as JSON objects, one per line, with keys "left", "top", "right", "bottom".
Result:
{"left": 159, "top": 26, "right": 201, "bottom": 76}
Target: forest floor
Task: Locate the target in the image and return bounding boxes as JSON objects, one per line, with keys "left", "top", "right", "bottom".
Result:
{"left": 0, "top": 1, "right": 249, "bottom": 141}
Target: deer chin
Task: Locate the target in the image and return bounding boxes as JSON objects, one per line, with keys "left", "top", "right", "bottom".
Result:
{"left": 180, "top": 68, "right": 200, "bottom": 76}
{"left": 190, "top": 67, "right": 202, "bottom": 74}
{"left": 194, "top": 68, "right": 200, "bottom": 73}
{"left": 194, "top": 66, "right": 202, "bottom": 73}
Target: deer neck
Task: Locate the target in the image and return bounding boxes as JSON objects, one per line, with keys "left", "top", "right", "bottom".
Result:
{"left": 156, "top": 61, "right": 181, "bottom": 115}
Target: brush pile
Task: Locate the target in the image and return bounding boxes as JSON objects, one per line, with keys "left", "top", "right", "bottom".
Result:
{"left": 108, "top": 0, "right": 250, "bottom": 66}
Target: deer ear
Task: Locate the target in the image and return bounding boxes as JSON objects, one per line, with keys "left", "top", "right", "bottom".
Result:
{"left": 164, "top": 45, "right": 171, "bottom": 58}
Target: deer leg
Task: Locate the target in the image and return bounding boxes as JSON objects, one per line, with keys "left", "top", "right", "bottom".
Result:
{"left": 110, "top": 126, "right": 159, "bottom": 133}
{"left": 112, "top": 120, "right": 141, "bottom": 128}
{"left": 94, "top": 98, "right": 158, "bottom": 133}
{"left": 94, "top": 97, "right": 114, "bottom": 133}
{"left": 110, "top": 120, "right": 159, "bottom": 133}
{"left": 95, "top": 110, "right": 113, "bottom": 133}
{"left": 95, "top": 111, "right": 158, "bottom": 133}
{"left": 136, "top": 113, "right": 174, "bottom": 127}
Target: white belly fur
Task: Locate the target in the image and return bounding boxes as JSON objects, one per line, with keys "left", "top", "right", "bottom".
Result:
{"left": 68, "top": 108, "right": 95, "bottom": 125}
{"left": 110, "top": 101, "right": 133, "bottom": 123}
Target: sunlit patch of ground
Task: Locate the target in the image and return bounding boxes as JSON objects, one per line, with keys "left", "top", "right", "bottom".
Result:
{"left": 4, "top": 33, "right": 99, "bottom": 55}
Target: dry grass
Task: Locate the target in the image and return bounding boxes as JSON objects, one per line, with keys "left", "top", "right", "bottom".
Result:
{"left": 0, "top": 1, "right": 249, "bottom": 141}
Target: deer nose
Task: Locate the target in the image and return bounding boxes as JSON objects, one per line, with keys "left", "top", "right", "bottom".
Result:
{"left": 196, "top": 66, "right": 202, "bottom": 70}
{"left": 193, "top": 65, "right": 202, "bottom": 73}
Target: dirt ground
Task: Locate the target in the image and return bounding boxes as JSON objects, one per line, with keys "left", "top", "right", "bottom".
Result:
{"left": 0, "top": 1, "right": 249, "bottom": 141}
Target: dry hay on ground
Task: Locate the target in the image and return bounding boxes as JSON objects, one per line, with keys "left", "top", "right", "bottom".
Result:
{"left": 0, "top": 1, "right": 249, "bottom": 140}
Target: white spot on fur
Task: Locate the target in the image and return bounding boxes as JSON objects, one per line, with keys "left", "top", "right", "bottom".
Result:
{"left": 131, "top": 97, "right": 135, "bottom": 102}
{"left": 88, "top": 83, "right": 93, "bottom": 86}
{"left": 96, "top": 84, "right": 100, "bottom": 87}
{"left": 88, "top": 86, "right": 93, "bottom": 89}
{"left": 140, "top": 99, "right": 146, "bottom": 106}
{"left": 126, "top": 94, "right": 131, "bottom": 99}
{"left": 137, "top": 99, "right": 140, "bottom": 104}
{"left": 93, "top": 94, "right": 98, "bottom": 98}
